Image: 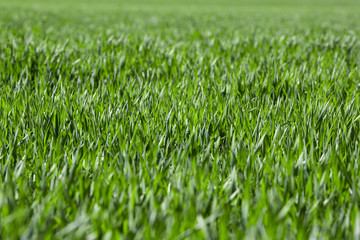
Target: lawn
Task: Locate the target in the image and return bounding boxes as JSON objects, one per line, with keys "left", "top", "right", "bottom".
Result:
{"left": 0, "top": 0, "right": 360, "bottom": 239}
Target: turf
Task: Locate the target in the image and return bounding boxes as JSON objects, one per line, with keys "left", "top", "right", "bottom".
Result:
{"left": 0, "top": 0, "right": 360, "bottom": 239}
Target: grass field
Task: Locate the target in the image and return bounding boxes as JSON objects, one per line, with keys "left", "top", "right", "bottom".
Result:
{"left": 1, "top": 0, "right": 360, "bottom": 239}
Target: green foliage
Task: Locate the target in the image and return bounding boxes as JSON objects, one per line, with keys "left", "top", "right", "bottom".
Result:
{"left": 0, "top": 1, "right": 360, "bottom": 239}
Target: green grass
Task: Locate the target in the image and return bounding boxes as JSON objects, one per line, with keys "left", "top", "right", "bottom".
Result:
{"left": 0, "top": 0, "right": 360, "bottom": 239}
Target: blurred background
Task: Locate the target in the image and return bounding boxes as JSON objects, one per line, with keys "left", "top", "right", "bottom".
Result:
{"left": 1, "top": 0, "right": 359, "bottom": 12}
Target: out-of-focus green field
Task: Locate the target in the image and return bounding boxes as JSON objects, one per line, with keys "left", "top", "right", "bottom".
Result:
{"left": 0, "top": 0, "right": 360, "bottom": 239}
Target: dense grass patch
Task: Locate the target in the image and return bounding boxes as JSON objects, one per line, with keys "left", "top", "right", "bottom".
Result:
{"left": 1, "top": 0, "right": 360, "bottom": 239}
